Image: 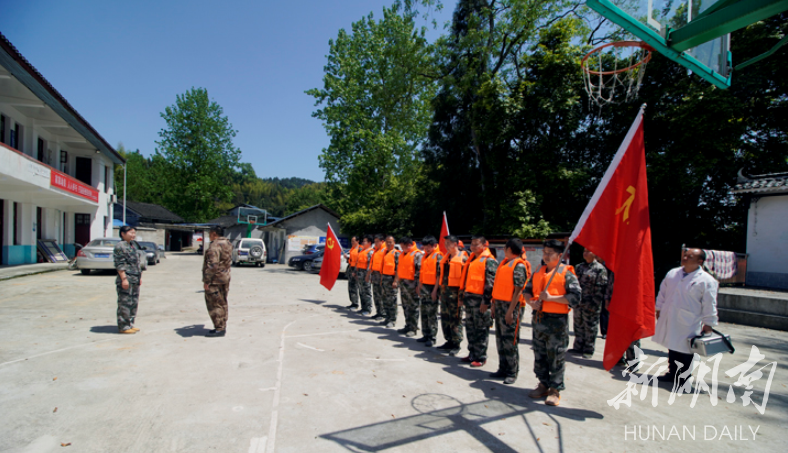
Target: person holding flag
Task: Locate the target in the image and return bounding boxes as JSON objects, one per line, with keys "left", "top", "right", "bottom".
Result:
{"left": 319, "top": 223, "right": 343, "bottom": 291}
{"left": 395, "top": 237, "right": 423, "bottom": 337}
{"left": 437, "top": 235, "right": 468, "bottom": 356}
{"left": 524, "top": 239, "right": 581, "bottom": 406}
{"left": 416, "top": 236, "right": 443, "bottom": 347}
{"left": 380, "top": 235, "right": 401, "bottom": 328}
{"left": 458, "top": 235, "right": 498, "bottom": 368}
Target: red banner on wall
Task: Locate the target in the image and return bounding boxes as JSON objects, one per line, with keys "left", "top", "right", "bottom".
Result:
{"left": 50, "top": 171, "right": 99, "bottom": 203}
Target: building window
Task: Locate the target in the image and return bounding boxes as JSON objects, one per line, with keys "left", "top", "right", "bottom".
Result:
{"left": 104, "top": 165, "right": 110, "bottom": 193}
{"left": 10, "top": 123, "right": 22, "bottom": 151}
{"left": 38, "top": 138, "right": 46, "bottom": 163}
{"left": 13, "top": 202, "right": 20, "bottom": 246}
{"left": 0, "top": 114, "right": 5, "bottom": 144}
{"left": 60, "top": 150, "right": 68, "bottom": 173}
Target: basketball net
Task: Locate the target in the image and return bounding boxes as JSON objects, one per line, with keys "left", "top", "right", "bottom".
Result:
{"left": 581, "top": 41, "right": 654, "bottom": 108}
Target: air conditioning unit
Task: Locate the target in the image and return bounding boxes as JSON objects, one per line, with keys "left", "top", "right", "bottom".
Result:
{"left": 110, "top": 194, "right": 118, "bottom": 204}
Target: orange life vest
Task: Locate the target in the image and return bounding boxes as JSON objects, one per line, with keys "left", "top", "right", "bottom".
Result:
{"left": 440, "top": 250, "right": 468, "bottom": 287}
{"left": 371, "top": 245, "right": 386, "bottom": 272}
{"left": 348, "top": 246, "right": 360, "bottom": 268}
{"left": 492, "top": 258, "right": 527, "bottom": 302}
{"left": 382, "top": 248, "right": 400, "bottom": 275}
{"left": 462, "top": 248, "right": 494, "bottom": 295}
{"left": 530, "top": 264, "right": 576, "bottom": 314}
{"left": 397, "top": 247, "right": 422, "bottom": 280}
{"left": 420, "top": 250, "right": 442, "bottom": 285}
{"left": 357, "top": 246, "right": 372, "bottom": 269}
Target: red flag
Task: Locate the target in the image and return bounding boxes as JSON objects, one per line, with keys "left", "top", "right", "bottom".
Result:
{"left": 319, "top": 223, "right": 342, "bottom": 291}
{"left": 438, "top": 211, "right": 450, "bottom": 255}
{"left": 568, "top": 106, "right": 655, "bottom": 370}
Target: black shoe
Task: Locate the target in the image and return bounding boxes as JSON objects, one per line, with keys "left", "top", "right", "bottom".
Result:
{"left": 385, "top": 321, "right": 395, "bottom": 328}
{"left": 448, "top": 346, "right": 461, "bottom": 356}
{"left": 489, "top": 371, "right": 506, "bottom": 379}
{"left": 416, "top": 337, "right": 429, "bottom": 343}
{"left": 568, "top": 348, "right": 582, "bottom": 354}
{"left": 657, "top": 374, "right": 675, "bottom": 383}
{"left": 346, "top": 304, "right": 359, "bottom": 310}
{"left": 601, "top": 334, "right": 607, "bottom": 339}
{"left": 206, "top": 329, "right": 226, "bottom": 337}
{"left": 425, "top": 340, "right": 434, "bottom": 347}
{"left": 503, "top": 376, "right": 517, "bottom": 385}
{"left": 397, "top": 327, "right": 409, "bottom": 333}
{"left": 379, "top": 320, "right": 389, "bottom": 325}
{"left": 373, "top": 314, "right": 385, "bottom": 320}
{"left": 437, "top": 342, "right": 453, "bottom": 350}
{"left": 360, "top": 311, "right": 371, "bottom": 316}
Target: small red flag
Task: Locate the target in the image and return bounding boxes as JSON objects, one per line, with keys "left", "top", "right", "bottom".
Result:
{"left": 438, "top": 212, "right": 450, "bottom": 255}
{"left": 319, "top": 223, "right": 342, "bottom": 291}
{"left": 569, "top": 106, "right": 655, "bottom": 370}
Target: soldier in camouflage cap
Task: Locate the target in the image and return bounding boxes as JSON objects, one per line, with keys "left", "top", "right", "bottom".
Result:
{"left": 437, "top": 235, "right": 467, "bottom": 356}
{"left": 203, "top": 225, "right": 232, "bottom": 337}
{"left": 570, "top": 248, "right": 608, "bottom": 359}
{"left": 114, "top": 226, "right": 142, "bottom": 334}
{"left": 395, "top": 237, "right": 422, "bottom": 337}
{"left": 459, "top": 235, "right": 498, "bottom": 367}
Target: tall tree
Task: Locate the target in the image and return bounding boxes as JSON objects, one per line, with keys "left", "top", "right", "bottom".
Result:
{"left": 307, "top": 1, "right": 438, "bottom": 235}
{"left": 155, "top": 87, "right": 241, "bottom": 222}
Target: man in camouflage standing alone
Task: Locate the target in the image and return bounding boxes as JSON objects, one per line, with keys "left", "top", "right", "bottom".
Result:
{"left": 569, "top": 248, "right": 608, "bottom": 359}
{"left": 114, "top": 226, "right": 142, "bottom": 334}
{"left": 203, "top": 225, "right": 232, "bottom": 337}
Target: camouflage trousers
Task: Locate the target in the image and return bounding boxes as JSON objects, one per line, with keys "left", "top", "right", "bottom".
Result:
{"left": 419, "top": 284, "right": 439, "bottom": 341}
{"left": 439, "top": 286, "right": 463, "bottom": 345}
{"left": 572, "top": 300, "right": 603, "bottom": 354}
{"left": 205, "top": 284, "right": 229, "bottom": 331}
{"left": 356, "top": 269, "right": 373, "bottom": 312}
{"left": 381, "top": 275, "right": 398, "bottom": 323}
{"left": 532, "top": 312, "right": 569, "bottom": 391}
{"left": 347, "top": 268, "right": 360, "bottom": 308}
{"left": 463, "top": 294, "right": 492, "bottom": 362}
{"left": 400, "top": 279, "right": 420, "bottom": 332}
{"left": 494, "top": 301, "right": 524, "bottom": 378}
{"left": 371, "top": 271, "right": 386, "bottom": 317}
{"left": 116, "top": 281, "right": 140, "bottom": 331}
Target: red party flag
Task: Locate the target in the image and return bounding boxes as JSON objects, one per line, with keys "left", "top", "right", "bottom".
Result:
{"left": 438, "top": 211, "right": 450, "bottom": 255}
{"left": 568, "top": 105, "right": 655, "bottom": 371}
{"left": 319, "top": 223, "right": 342, "bottom": 291}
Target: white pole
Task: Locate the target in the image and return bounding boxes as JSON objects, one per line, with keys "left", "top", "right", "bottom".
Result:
{"left": 123, "top": 163, "right": 127, "bottom": 225}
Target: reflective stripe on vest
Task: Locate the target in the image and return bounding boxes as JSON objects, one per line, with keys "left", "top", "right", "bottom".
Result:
{"left": 382, "top": 249, "right": 400, "bottom": 275}
{"left": 398, "top": 248, "right": 421, "bottom": 280}
{"left": 349, "top": 247, "right": 360, "bottom": 268}
{"left": 462, "top": 248, "right": 494, "bottom": 295}
{"left": 357, "top": 247, "right": 372, "bottom": 269}
{"left": 371, "top": 246, "right": 386, "bottom": 272}
{"left": 531, "top": 265, "right": 576, "bottom": 314}
{"left": 492, "top": 258, "right": 526, "bottom": 302}
{"left": 420, "top": 251, "right": 441, "bottom": 285}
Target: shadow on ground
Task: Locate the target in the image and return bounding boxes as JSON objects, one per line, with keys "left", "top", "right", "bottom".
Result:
{"left": 174, "top": 324, "right": 210, "bottom": 337}
{"left": 90, "top": 325, "right": 120, "bottom": 334}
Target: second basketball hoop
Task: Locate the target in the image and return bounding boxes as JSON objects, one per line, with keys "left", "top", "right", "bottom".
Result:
{"left": 581, "top": 41, "right": 654, "bottom": 108}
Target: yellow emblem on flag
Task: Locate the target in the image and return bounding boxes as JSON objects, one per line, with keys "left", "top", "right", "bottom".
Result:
{"left": 616, "top": 186, "right": 636, "bottom": 224}
{"left": 327, "top": 237, "right": 335, "bottom": 249}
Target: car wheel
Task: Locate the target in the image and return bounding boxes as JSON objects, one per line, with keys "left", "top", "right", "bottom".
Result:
{"left": 303, "top": 261, "right": 312, "bottom": 272}
{"left": 259, "top": 263, "right": 265, "bottom": 268}
{"left": 80, "top": 269, "right": 91, "bottom": 275}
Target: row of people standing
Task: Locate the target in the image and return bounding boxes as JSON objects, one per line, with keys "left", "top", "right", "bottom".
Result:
{"left": 344, "top": 234, "right": 585, "bottom": 406}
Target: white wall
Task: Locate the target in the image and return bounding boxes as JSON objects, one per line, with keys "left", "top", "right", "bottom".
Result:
{"left": 747, "top": 195, "right": 788, "bottom": 273}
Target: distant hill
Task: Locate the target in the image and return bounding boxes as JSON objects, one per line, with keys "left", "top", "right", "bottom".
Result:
{"left": 261, "top": 177, "right": 315, "bottom": 190}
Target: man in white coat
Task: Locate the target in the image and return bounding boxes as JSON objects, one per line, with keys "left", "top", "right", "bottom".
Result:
{"left": 653, "top": 248, "right": 718, "bottom": 384}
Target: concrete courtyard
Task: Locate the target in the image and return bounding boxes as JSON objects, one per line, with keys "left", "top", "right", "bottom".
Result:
{"left": 1, "top": 253, "right": 786, "bottom": 453}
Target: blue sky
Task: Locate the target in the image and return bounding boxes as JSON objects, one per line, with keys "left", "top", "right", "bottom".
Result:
{"left": 0, "top": 0, "right": 451, "bottom": 182}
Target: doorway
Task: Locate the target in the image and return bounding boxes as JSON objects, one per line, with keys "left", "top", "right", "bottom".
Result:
{"left": 75, "top": 213, "right": 91, "bottom": 246}
{"left": 75, "top": 157, "right": 92, "bottom": 186}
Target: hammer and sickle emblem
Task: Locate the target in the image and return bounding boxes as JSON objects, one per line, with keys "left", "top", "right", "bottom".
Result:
{"left": 327, "top": 238, "right": 335, "bottom": 249}
{"left": 615, "top": 186, "right": 636, "bottom": 224}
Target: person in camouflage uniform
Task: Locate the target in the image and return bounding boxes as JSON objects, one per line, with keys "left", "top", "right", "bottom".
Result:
{"left": 490, "top": 239, "right": 530, "bottom": 384}
{"left": 380, "top": 235, "right": 400, "bottom": 328}
{"left": 600, "top": 268, "right": 613, "bottom": 338}
{"left": 366, "top": 234, "right": 387, "bottom": 320}
{"left": 417, "top": 236, "right": 442, "bottom": 347}
{"left": 524, "top": 239, "right": 581, "bottom": 406}
{"left": 459, "top": 235, "right": 498, "bottom": 367}
{"left": 114, "top": 226, "right": 142, "bottom": 334}
{"left": 395, "top": 237, "right": 422, "bottom": 337}
{"left": 344, "top": 236, "right": 361, "bottom": 310}
{"left": 202, "top": 225, "right": 232, "bottom": 337}
{"left": 356, "top": 235, "right": 375, "bottom": 315}
{"left": 570, "top": 248, "right": 609, "bottom": 358}
{"left": 437, "top": 235, "right": 467, "bottom": 356}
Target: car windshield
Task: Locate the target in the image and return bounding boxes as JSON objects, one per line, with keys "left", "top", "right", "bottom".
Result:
{"left": 87, "top": 239, "right": 119, "bottom": 247}
{"left": 139, "top": 242, "right": 157, "bottom": 250}
{"left": 240, "top": 240, "right": 260, "bottom": 249}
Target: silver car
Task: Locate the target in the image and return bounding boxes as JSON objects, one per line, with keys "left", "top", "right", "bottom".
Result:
{"left": 76, "top": 237, "right": 147, "bottom": 275}
{"left": 138, "top": 241, "right": 161, "bottom": 265}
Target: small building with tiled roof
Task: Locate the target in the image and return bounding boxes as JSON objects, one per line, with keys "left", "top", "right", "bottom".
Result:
{"left": 114, "top": 201, "right": 184, "bottom": 226}
{"left": 257, "top": 204, "right": 345, "bottom": 264}
{"left": 731, "top": 170, "right": 788, "bottom": 290}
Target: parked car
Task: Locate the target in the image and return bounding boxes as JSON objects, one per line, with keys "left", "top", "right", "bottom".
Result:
{"left": 302, "top": 244, "right": 325, "bottom": 255}
{"left": 288, "top": 250, "right": 323, "bottom": 272}
{"left": 311, "top": 253, "right": 348, "bottom": 276}
{"left": 76, "top": 237, "right": 147, "bottom": 275}
{"left": 138, "top": 241, "right": 161, "bottom": 265}
{"left": 232, "top": 238, "right": 267, "bottom": 267}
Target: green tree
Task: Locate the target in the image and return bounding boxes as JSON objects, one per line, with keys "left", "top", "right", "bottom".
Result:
{"left": 307, "top": 1, "right": 438, "bottom": 235}
{"left": 155, "top": 87, "right": 241, "bottom": 222}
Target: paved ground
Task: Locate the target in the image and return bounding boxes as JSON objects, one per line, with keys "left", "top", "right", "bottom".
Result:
{"left": 1, "top": 253, "right": 787, "bottom": 453}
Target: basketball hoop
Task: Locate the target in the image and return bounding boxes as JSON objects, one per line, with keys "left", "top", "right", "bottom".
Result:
{"left": 248, "top": 215, "right": 257, "bottom": 225}
{"left": 581, "top": 41, "right": 654, "bottom": 107}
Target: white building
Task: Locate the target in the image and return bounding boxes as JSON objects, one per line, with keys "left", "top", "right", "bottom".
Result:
{"left": 1, "top": 32, "right": 124, "bottom": 265}
{"left": 732, "top": 171, "right": 788, "bottom": 290}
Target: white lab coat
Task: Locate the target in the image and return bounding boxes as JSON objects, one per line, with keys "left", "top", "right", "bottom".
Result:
{"left": 652, "top": 267, "right": 719, "bottom": 354}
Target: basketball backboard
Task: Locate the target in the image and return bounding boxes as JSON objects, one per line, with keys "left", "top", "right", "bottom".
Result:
{"left": 586, "top": 0, "right": 788, "bottom": 89}
{"left": 237, "top": 207, "right": 267, "bottom": 226}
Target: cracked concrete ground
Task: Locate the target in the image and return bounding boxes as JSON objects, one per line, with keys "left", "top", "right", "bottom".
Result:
{"left": 1, "top": 253, "right": 786, "bottom": 452}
